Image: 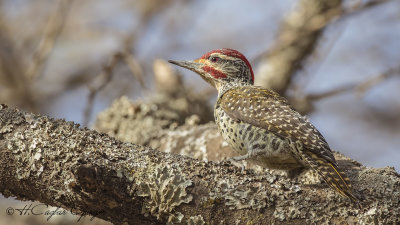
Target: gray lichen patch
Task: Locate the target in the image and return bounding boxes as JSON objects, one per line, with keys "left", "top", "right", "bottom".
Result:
{"left": 167, "top": 212, "right": 184, "bottom": 225}
{"left": 136, "top": 164, "right": 193, "bottom": 220}
{"left": 156, "top": 123, "right": 231, "bottom": 161}
{"left": 186, "top": 215, "right": 205, "bottom": 225}
{"left": 296, "top": 169, "right": 322, "bottom": 185}
{"left": 0, "top": 124, "right": 13, "bottom": 134}
{"left": 356, "top": 166, "right": 400, "bottom": 224}
{"left": 203, "top": 158, "right": 372, "bottom": 224}
{"left": 2, "top": 106, "right": 400, "bottom": 224}
{"left": 224, "top": 182, "right": 269, "bottom": 210}
{"left": 206, "top": 163, "right": 285, "bottom": 212}
{"left": 7, "top": 130, "right": 39, "bottom": 180}
{"left": 94, "top": 92, "right": 213, "bottom": 146}
{"left": 1, "top": 109, "right": 100, "bottom": 203}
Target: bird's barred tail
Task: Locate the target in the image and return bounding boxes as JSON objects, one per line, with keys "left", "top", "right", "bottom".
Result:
{"left": 303, "top": 152, "right": 361, "bottom": 207}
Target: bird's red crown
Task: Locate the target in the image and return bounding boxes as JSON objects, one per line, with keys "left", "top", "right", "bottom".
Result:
{"left": 199, "top": 48, "right": 254, "bottom": 82}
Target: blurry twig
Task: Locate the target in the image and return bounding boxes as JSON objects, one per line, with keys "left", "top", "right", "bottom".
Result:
{"left": 289, "top": 66, "right": 400, "bottom": 114}
{"left": 0, "top": 14, "right": 36, "bottom": 110}
{"left": 83, "top": 53, "right": 123, "bottom": 127}
{"left": 307, "top": 66, "right": 400, "bottom": 101}
{"left": 254, "top": 0, "right": 393, "bottom": 95}
{"left": 82, "top": 51, "right": 146, "bottom": 127}
{"left": 254, "top": 0, "right": 343, "bottom": 94}
{"left": 290, "top": 0, "right": 393, "bottom": 103}
{"left": 122, "top": 50, "right": 146, "bottom": 89}
{"left": 25, "top": 0, "right": 73, "bottom": 80}
{"left": 81, "top": 0, "right": 174, "bottom": 127}
{"left": 340, "top": 0, "right": 392, "bottom": 19}
{"left": 253, "top": 0, "right": 392, "bottom": 63}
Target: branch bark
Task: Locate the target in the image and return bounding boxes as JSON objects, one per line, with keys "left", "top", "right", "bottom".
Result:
{"left": 1, "top": 103, "right": 399, "bottom": 224}
{"left": 254, "top": 0, "right": 393, "bottom": 97}
{"left": 254, "top": 0, "right": 342, "bottom": 94}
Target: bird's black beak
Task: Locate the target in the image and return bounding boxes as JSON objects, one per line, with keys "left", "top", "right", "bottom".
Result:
{"left": 169, "top": 59, "right": 217, "bottom": 88}
{"left": 168, "top": 60, "right": 204, "bottom": 74}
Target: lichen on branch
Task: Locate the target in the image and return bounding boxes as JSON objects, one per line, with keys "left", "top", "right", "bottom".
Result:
{"left": 1, "top": 103, "right": 399, "bottom": 224}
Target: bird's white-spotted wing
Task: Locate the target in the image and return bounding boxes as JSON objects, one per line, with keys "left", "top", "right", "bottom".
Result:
{"left": 218, "top": 86, "right": 335, "bottom": 164}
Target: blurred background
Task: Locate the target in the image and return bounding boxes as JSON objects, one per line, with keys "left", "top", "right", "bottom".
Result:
{"left": 0, "top": 0, "right": 399, "bottom": 224}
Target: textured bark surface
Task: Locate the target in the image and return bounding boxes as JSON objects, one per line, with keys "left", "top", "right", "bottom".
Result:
{"left": 1, "top": 102, "right": 399, "bottom": 225}
{"left": 94, "top": 96, "right": 228, "bottom": 162}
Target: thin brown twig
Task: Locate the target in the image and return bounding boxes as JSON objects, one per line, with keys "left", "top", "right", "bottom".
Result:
{"left": 0, "top": 16, "right": 38, "bottom": 110}
{"left": 254, "top": 0, "right": 393, "bottom": 97}
{"left": 307, "top": 66, "right": 400, "bottom": 101}
{"left": 82, "top": 53, "right": 123, "bottom": 127}
{"left": 291, "top": 0, "right": 394, "bottom": 102}
{"left": 25, "top": 0, "right": 73, "bottom": 80}
{"left": 122, "top": 51, "right": 146, "bottom": 89}
{"left": 254, "top": 0, "right": 343, "bottom": 94}
{"left": 253, "top": 0, "right": 392, "bottom": 63}
{"left": 288, "top": 66, "right": 399, "bottom": 114}
{"left": 293, "top": 22, "right": 348, "bottom": 95}
{"left": 340, "top": 0, "right": 392, "bottom": 20}
{"left": 81, "top": 33, "right": 146, "bottom": 127}
{"left": 82, "top": 46, "right": 147, "bottom": 127}
{"left": 355, "top": 67, "right": 400, "bottom": 97}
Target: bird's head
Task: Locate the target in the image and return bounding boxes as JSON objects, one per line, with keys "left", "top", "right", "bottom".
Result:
{"left": 168, "top": 48, "right": 254, "bottom": 91}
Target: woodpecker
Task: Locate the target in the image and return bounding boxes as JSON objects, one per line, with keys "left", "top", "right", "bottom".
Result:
{"left": 169, "top": 48, "right": 360, "bottom": 205}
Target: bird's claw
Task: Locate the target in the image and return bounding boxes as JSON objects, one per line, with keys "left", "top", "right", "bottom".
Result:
{"left": 227, "top": 157, "right": 246, "bottom": 172}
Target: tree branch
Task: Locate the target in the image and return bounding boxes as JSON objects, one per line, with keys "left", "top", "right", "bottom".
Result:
{"left": 0, "top": 103, "right": 399, "bottom": 224}
{"left": 254, "top": 0, "right": 394, "bottom": 97}
{"left": 25, "top": 0, "right": 73, "bottom": 80}
{"left": 288, "top": 66, "right": 400, "bottom": 114}
{"left": 255, "top": 0, "right": 342, "bottom": 94}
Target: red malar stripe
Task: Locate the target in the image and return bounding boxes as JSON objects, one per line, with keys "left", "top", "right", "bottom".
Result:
{"left": 200, "top": 49, "right": 254, "bottom": 82}
{"left": 203, "top": 66, "right": 227, "bottom": 79}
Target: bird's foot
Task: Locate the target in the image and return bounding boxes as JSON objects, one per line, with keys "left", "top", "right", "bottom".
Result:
{"left": 227, "top": 157, "right": 246, "bottom": 172}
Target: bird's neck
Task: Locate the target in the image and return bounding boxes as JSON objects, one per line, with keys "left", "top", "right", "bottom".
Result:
{"left": 217, "top": 80, "right": 252, "bottom": 98}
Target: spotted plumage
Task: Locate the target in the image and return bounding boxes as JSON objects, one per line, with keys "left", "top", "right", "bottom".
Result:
{"left": 169, "top": 48, "right": 360, "bottom": 206}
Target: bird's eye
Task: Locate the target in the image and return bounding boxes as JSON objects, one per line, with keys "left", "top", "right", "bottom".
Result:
{"left": 209, "top": 56, "right": 220, "bottom": 62}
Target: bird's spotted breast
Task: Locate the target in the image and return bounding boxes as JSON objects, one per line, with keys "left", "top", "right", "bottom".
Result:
{"left": 214, "top": 104, "right": 300, "bottom": 169}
